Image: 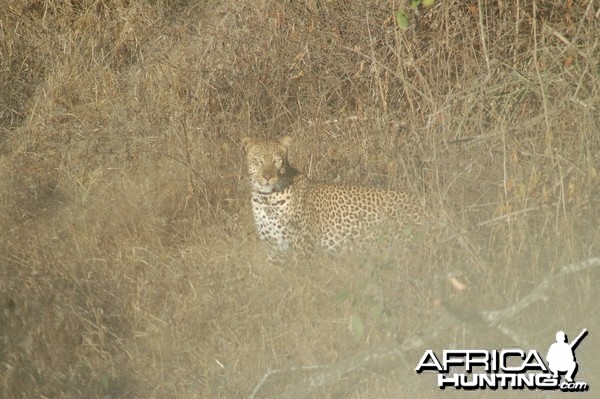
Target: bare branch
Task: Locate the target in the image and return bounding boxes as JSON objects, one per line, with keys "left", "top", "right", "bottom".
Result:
{"left": 481, "top": 257, "right": 600, "bottom": 323}
{"left": 248, "top": 257, "right": 600, "bottom": 398}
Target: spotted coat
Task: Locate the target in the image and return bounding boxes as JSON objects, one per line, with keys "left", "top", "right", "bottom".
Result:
{"left": 243, "top": 137, "right": 426, "bottom": 252}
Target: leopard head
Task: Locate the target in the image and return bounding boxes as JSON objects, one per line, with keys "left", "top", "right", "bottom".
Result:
{"left": 243, "top": 136, "right": 295, "bottom": 194}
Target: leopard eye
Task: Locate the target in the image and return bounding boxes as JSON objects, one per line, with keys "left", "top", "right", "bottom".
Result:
{"left": 273, "top": 156, "right": 283, "bottom": 168}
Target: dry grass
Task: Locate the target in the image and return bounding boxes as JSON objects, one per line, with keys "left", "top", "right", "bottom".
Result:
{"left": 1, "top": 0, "right": 599, "bottom": 397}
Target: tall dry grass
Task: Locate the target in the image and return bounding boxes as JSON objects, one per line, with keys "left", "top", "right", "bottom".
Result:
{"left": 1, "top": 0, "right": 599, "bottom": 397}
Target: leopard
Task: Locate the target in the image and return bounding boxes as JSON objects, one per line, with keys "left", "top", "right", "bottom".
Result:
{"left": 242, "top": 136, "right": 428, "bottom": 253}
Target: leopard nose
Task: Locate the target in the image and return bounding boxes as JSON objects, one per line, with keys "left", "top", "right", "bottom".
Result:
{"left": 263, "top": 171, "right": 273, "bottom": 181}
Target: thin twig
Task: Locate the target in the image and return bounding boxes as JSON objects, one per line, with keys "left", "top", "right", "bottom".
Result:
{"left": 476, "top": 206, "right": 540, "bottom": 227}
{"left": 543, "top": 23, "right": 589, "bottom": 60}
{"left": 477, "top": 0, "right": 491, "bottom": 79}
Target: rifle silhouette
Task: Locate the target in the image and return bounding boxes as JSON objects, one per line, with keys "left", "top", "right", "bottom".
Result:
{"left": 569, "top": 328, "right": 588, "bottom": 350}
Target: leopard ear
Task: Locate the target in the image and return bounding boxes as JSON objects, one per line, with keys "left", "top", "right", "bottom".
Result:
{"left": 242, "top": 137, "right": 255, "bottom": 153}
{"left": 279, "top": 136, "right": 292, "bottom": 148}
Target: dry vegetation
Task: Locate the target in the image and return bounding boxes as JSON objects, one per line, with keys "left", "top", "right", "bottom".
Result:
{"left": 1, "top": 0, "right": 599, "bottom": 397}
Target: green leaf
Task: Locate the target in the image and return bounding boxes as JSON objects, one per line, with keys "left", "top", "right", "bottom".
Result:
{"left": 395, "top": 10, "right": 410, "bottom": 29}
{"left": 335, "top": 289, "right": 350, "bottom": 303}
{"left": 350, "top": 314, "right": 365, "bottom": 339}
{"left": 422, "top": 0, "right": 435, "bottom": 6}
{"left": 370, "top": 303, "right": 385, "bottom": 319}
